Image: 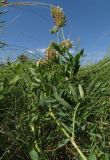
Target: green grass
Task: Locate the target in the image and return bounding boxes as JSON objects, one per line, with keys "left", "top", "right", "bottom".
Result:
{"left": 0, "top": 57, "right": 110, "bottom": 160}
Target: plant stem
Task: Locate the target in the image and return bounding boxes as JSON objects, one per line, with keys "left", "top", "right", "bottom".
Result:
{"left": 57, "top": 32, "right": 60, "bottom": 43}
{"left": 61, "top": 28, "right": 65, "bottom": 40}
{"left": 35, "top": 140, "right": 41, "bottom": 153}
{"left": 72, "top": 103, "right": 80, "bottom": 138}
{"left": 70, "top": 137, "right": 88, "bottom": 160}
{"left": 49, "top": 108, "right": 88, "bottom": 160}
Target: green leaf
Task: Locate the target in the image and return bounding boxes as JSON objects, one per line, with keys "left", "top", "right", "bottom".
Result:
{"left": 62, "top": 123, "right": 72, "bottom": 134}
{"left": 93, "top": 82, "right": 102, "bottom": 92}
{"left": 33, "top": 77, "right": 41, "bottom": 83}
{"left": 88, "top": 153, "right": 97, "bottom": 160}
{"left": 58, "top": 97, "right": 72, "bottom": 110}
{"left": 53, "top": 86, "right": 72, "bottom": 110}
{"left": 74, "top": 49, "right": 84, "bottom": 61}
{"left": 50, "top": 26, "right": 59, "bottom": 34}
{"left": 58, "top": 138, "right": 69, "bottom": 148}
{"left": 53, "top": 86, "right": 59, "bottom": 99}
{"left": 29, "top": 148, "right": 39, "bottom": 160}
{"left": 39, "top": 92, "right": 46, "bottom": 106}
{"left": 10, "top": 74, "right": 20, "bottom": 84}
{"left": 87, "top": 79, "right": 97, "bottom": 94}
{"left": 25, "top": 144, "right": 39, "bottom": 160}
{"left": 69, "top": 84, "right": 78, "bottom": 102}
{"left": 78, "top": 84, "right": 84, "bottom": 99}
{"left": 30, "top": 67, "right": 36, "bottom": 76}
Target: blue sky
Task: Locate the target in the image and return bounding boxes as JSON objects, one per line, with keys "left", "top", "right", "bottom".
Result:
{"left": 0, "top": 0, "right": 110, "bottom": 63}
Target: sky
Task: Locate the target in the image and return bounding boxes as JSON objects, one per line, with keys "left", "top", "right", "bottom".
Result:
{"left": 0, "top": 0, "right": 110, "bottom": 63}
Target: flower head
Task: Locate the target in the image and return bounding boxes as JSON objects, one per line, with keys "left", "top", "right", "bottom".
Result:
{"left": 51, "top": 6, "right": 66, "bottom": 28}
{"left": 60, "top": 39, "right": 73, "bottom": 50}
{"left": 45, "top": 42, "right": 58, "bottom": 60}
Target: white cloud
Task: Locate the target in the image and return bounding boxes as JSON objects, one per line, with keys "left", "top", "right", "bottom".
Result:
{"left": 36, "top": 48, "right": 46, "bottom": 54}
{"left": 27, "top": 50, "right": 35, "bottom": 54}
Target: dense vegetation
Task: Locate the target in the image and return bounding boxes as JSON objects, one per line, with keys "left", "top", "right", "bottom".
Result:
{"left": 0, "top": 2, "right": 110, "bottom": 160}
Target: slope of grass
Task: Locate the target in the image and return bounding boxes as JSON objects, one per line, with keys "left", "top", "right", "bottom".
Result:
{"left": 0, "top": 57, "right": 110, "bottom": 160}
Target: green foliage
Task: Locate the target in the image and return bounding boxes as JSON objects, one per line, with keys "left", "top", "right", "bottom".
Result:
{"left": 0, "top": 3, "right": 110, "bottom": 160}
{"left": 0, "top": 56, "right": 110, "bottom": 160}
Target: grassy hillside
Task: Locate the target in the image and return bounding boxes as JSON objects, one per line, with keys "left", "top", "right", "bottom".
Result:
{"left": 0, "top": 57, "right": 110, "bottom": 160}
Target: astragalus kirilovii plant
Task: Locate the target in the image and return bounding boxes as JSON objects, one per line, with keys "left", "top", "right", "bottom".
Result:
{"left": 28, "top": 5, "right": 88, "bottom": 160}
